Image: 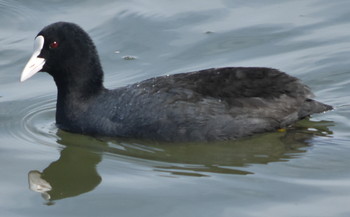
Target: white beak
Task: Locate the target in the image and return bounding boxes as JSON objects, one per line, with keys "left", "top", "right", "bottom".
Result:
{"left": 20, "top": 35, "right": 46, "bottom": 82}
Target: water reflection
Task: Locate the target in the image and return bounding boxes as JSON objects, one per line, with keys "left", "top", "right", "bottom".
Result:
{"left": 28, "top": 132, "right": 102, "bottom": 204}
{"left": 28, "top": 118, "right": 332, "bottom": 203}
{"left": 110, "top": 119, "right": 332, "bottom": 176}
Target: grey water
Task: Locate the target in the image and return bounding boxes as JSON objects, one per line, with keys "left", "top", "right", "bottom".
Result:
{"left": 1, "top": 0, "right": 350, "bottom": 216}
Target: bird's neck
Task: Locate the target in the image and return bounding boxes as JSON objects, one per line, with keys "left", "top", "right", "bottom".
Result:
{"left": 55, "top": 75, "right": 105, "bottom": 101}
{"left": 53, "top": 59, "right": 105, "bottom": 98}
{"left": 53, "top": 66, "right": 106, "bottom": 131}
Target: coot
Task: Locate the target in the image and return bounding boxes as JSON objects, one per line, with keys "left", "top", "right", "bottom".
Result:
{"left": 20, "top": 22, "right": 332, "bottom": 142}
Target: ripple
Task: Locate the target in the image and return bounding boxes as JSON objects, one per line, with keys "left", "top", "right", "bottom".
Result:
{"left": 0, "top": 1, "right": 36, "bottom": 27}
{"left": 15, "top": 96, "right": 59, "bottom": 147}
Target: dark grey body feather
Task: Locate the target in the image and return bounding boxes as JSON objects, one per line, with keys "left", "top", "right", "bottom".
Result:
{"left": 25, "top": 22, "right": 331, "bottom": 142}
{"left": 56, "top": 67, "right": 332, "bottom": 142}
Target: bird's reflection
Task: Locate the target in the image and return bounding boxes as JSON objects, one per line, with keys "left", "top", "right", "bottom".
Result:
{"left": 107, "top": 119, "right": 333, "bottom": 176}
{"left": 28, "top": 132, "right": 103, "bottom": 204}
{"left": 28, "top": 118, "right": 333, "bottom": 203}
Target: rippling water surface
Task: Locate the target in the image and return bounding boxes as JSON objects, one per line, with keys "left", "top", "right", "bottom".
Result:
{"left": 1, "top": 0, "right": 350, "bottom": 216}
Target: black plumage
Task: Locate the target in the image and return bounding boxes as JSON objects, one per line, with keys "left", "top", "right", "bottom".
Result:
{"left": 21, "top": 22, "right": 332, "bottom": 142}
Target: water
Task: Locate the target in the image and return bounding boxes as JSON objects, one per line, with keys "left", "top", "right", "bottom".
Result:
{"left": 1, "top": 0, "right": 350, "bottom": 216}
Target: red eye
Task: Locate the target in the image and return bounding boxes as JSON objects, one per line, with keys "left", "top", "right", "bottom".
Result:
{"left": 49, "top": 41, "right": 59, "bottom": 49}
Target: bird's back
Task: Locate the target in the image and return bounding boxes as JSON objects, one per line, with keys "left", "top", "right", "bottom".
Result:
{"left": 81, "top": 67, "right": 331, "bottom": 142}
